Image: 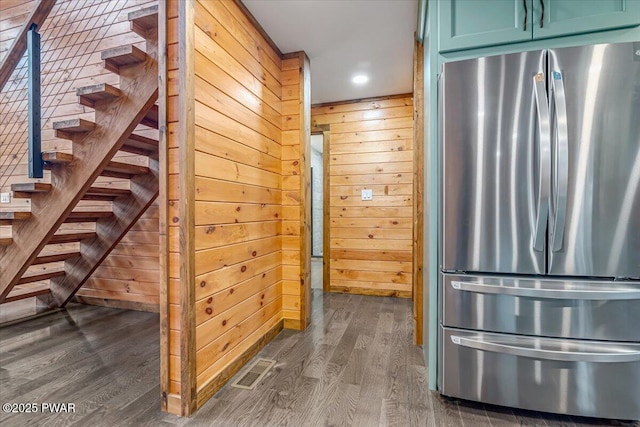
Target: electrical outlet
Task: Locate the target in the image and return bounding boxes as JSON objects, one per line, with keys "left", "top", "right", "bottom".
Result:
{"left": 1, "top": 193, "right": 10, "bottom": 204}
{"left": 361, "top": 189, "right": 373, "bottom": 201}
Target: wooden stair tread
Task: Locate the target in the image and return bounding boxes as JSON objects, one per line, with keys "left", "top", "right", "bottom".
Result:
{"left": 48, "top": 232, "right": 96, "bottom": 244}
{"left": 101, "top": 161, "right": 150, "bottom": 179}
{"left": 64, "top": 211, "right": 113, "bottom": 223}
{"left": 0, "top": 30, "right": 159, "bottom": 308}
{"left": 140, "top": 104, "right": 158, "bottom": 129}
{"left": 12, "top": 182, "right": 51, "bottom": 198}
{"left": 53, "top": 118, "right": 95, "bottom": 132}
{"left": 42, "top": 152, "right": 73, "bottom": 164}
{"left": 102, "top": 45, "right": 147, "bottom": 74}
{"left": 33, "top": 252, "right": 80, "bottom": 265}
{"left": 0, "top": 237, "right": 12, "bottom": 246}
{"left": 11, "top": 182, "right": 51, "bottom": 193}
{"left": 129, "top": 5, "right": 158, "bottom": 37}
{"left": 77, "top": 83, "right": 122, "bottom": 108}
{"left": 53, "top": 118, "right": 96, "bottom": 140}
{"left": 121, "top": 134, "right": 158, "bottom": 155}
{"left": 82, "top": 187, "right": 131, "bottom": 201}
{"left": 0, "top": 211, "right": 31, "bottom": 225}
{"left": 4, "top": 283, "right": 51, "bottom": 303}
{"left": 17, "top": 271, "right": 64, "bottom": 285}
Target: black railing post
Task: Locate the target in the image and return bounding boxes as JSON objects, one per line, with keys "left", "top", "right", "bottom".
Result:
{"left": 28, "top": 23, "right": 43, "bottom": 179}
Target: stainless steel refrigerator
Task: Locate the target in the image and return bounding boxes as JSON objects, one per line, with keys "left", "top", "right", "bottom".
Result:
{"left": 438, "top": 42, "right": 640, "bottom": 420}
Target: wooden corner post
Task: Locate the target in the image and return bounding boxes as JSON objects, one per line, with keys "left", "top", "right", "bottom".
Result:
{"left": 299, "top": 52, "right": 312, "bottom": 328}
{"left": 178, "top": 0, "right": 196, "bottom": 416}
{"left": 158, "top": 0, "right": 170, "bottom": 414}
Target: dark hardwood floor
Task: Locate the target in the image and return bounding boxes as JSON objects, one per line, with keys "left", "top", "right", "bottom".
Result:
{"left": 1, "top": 291, "right": 637, "bottom": 426}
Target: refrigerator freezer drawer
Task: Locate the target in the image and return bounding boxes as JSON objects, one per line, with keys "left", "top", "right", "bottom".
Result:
{"left": 440, "top": 327, "right": 640, "bottom": 420}
{"left": 441, "top": 273, "right": 640, "bottom": 341}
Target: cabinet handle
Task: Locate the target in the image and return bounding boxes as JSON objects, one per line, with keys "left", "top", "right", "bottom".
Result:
{"left": 540, "top": 0, "right": 544, "bottom": 28}
{"left": 523, "top": 0, "right": 528, "bottom": 31}
{"left": 451, "top": 335, "right": 640, "bottom": 363}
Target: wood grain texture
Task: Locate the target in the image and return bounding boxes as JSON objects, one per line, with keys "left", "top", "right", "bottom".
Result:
{"left": 413, "top": 38, "right": 424, "bottom": 346}
{"left": 0, "top": 0, "right": 161, "bottom": 310}
{"left": 158, "top": 0, "right": 170, "bottom": 413}
{"left": 280, "top": 51, "right": 311, "bottom": 330}
{"left": 312, "top": 95, "right": 414, "bottom": 297}
{"left": 178, "top": 0, "right": 196, "bottom": 416}
{"left": 189, "top": 0, "right": 288, "bottom": 411}
{"left": 0, "top": 0, "right": 56, "bottom": 91}
{"left": 319, "top": 127, "right": 331, "bottom": 293}
{"left": 1, "top": 294, "right": 630, "bottom": 426}
{"left": 0, "top": 34, "right": 159, "bottom": 303}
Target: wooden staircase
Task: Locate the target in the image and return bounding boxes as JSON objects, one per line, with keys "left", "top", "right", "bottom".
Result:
{"left": 0, "top": 6, "right": 159, "bottom": 309}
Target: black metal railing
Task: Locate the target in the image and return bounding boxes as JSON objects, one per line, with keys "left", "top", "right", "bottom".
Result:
{"left": 27, "top": 24, "right": 43, "bottom": 179}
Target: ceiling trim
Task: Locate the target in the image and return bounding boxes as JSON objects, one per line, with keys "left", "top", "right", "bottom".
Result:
{"left": 235, "top": 0, "right": 283, "bottom": 59}
{"left": 311, "top": 92, "right": 413, "bottom": 109}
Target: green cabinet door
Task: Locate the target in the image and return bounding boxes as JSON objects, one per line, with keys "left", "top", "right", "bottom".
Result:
{"left": 532, "top": 0, "right": 640, "bottom": 39}
{"left": 438, "top": 0, "right": 533, "bottom": 52}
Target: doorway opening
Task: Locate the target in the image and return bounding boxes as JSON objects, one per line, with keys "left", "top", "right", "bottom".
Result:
{"left": 310, "top": 127, "right": 330, "bottom": 292}
{"left": 310, "top": 133, "right": 324, "bottom": 290}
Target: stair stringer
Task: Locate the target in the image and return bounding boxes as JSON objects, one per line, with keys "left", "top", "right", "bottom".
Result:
{"left": 47, "top": 155, "right": 159, "bottom": 308}
{"left": 0, "top": 54, "right": 159, "bottom": 302}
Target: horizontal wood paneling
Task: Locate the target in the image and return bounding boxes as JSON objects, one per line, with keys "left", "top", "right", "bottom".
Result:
{"left": 1, "top": 0, "right": 157, "bottom": 193}
{"left": 312, "top": 95, "right": 414, "bottom": 297}
{"left": 164, "top": 0, "right": 182, "bottom": 409}
{"left": 0, "top": 0, "right": 160, "bottom": 309}
{"left": 192, "top": 0, "right": 284, "bottom": 394}
{"left": 280, "top": 52, "right": 310, "bottom": 330}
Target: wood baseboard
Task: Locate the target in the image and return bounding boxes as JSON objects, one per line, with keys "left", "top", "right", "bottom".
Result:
{"left": 73, "top": 295, "right": 159, "bottom": 313}
{"left": 329, "top": 286, "right": 412, "bottom": 299}
{"left": 283, "top": 318, "right": 303, "bottom": 330}
{"left": 195, "top": 319, "right": 284, "bottom": 409}
{"left": 164, "top": 393, "right": 182, "bottom": 416}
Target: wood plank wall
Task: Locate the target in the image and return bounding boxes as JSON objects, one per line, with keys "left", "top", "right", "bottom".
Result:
{"left": 0, "top": 0, "right": 159, "bottom": 310}
{"left": 312, "top": 95, "right": 414, "bottom": 298}
{"left": 191, "top": 0, "right": 285, "bottom": 395}
{"left": 0, "top": 1, "right": 35, "bottom": 63}
{"left": 164, "top": 0, "right": 310, "bottom": 416}
{"left": 281, "top": 52, "right": 311, "bottom": 330}
{"left": 165, "top": 0, "right": 182, "bottom": 413}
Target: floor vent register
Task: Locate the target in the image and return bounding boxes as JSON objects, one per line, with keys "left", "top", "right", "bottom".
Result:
{"left": 231, "top": 358, "right": 276, "bottom": 390}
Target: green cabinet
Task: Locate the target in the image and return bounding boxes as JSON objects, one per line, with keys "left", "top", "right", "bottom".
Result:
{"left": 438, "top": 0, "right": 640, "bottom": 52}
{"left": 438, "top": 0, "right": 531, "bottom": 52}
{"left": 534, "top": 0, "right": 640, "bottom": 39}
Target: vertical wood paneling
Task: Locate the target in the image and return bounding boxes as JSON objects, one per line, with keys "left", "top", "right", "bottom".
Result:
{"left": 158, "top": 0, "right": 170, "bottom": 413}
{"left": 178, "top": 0, "right": 196, "bottom": 416}
{"left": 312, "top": 95, "right": 414, "bottom": 298}
{"left": 413, "top": 40, "right": 425, "bottom": 345}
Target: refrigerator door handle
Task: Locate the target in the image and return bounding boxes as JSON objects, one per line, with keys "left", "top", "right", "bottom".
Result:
{"left": 551, "top": 71, "right": 569, "bottom": 252}
{"left": 450, "top": 280, "right": 640, "bottom": 300}
{"left": 450, "top": 335, "right": 640, "bottom": 363}
{"left": 532, "top": 73, "right": 551, "bottom": 251}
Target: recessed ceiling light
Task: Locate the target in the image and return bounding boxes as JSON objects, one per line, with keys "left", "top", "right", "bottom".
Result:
{"left": 352, "top": 74, "right": 369, "bottom": 85}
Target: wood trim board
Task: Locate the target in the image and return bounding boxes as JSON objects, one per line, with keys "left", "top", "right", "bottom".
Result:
{"left": 413, "top": 38, "right": 424, "bottom": 346}
{"left": 158, "top": 0, "right": 170, "bottom": 413}
{"left": 178, "top": 0, "right": 196, "bottom": 416}
{"left": 196, "top": 319, "right": 284, "bottom": 408}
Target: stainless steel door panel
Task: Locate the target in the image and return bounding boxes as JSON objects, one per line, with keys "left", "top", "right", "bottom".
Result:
{"left": 441, "top": 50, "right": 546, "bottom": 275}
{"left": 547, "top": 43, "right": 640, "bottom": 278}
{"left": 440, "top": 327, "right": 640, "bottom": 420}
{"left": 441, "top": 273, "right": 640, "bottom": 341}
